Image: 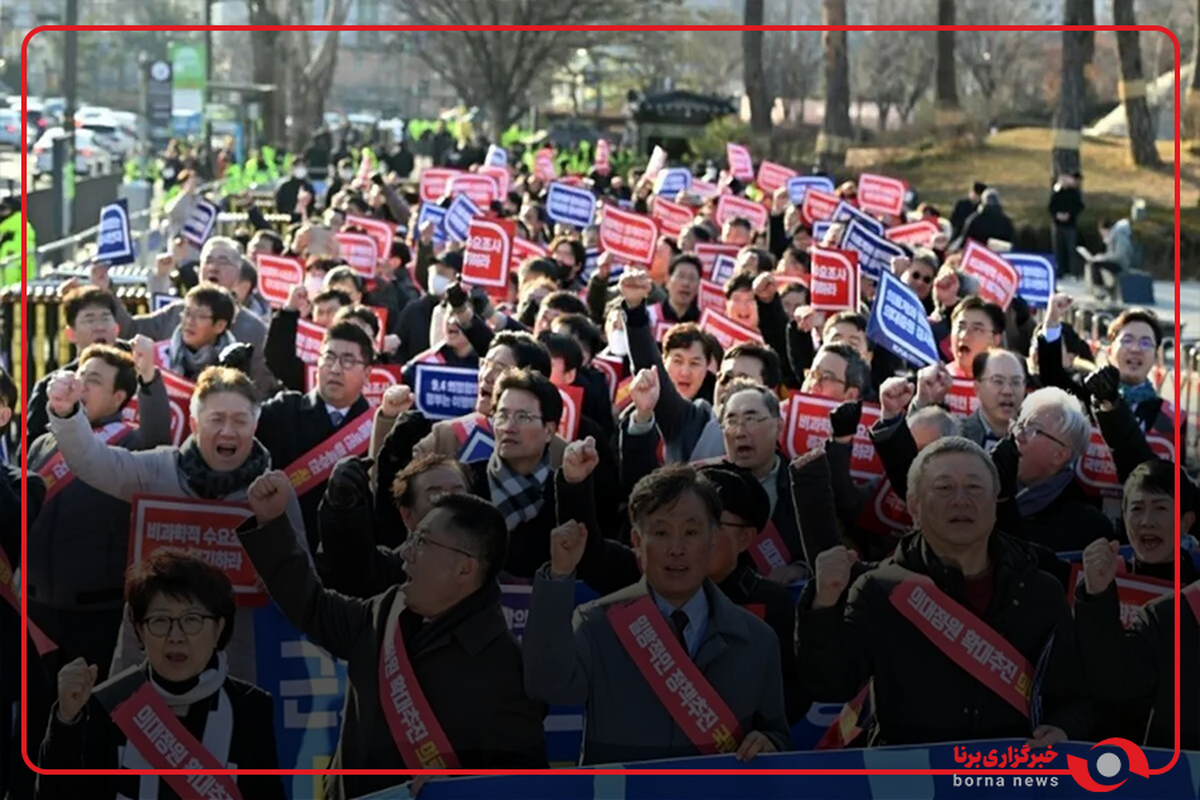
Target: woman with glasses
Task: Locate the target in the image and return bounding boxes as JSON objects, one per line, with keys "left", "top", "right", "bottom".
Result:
{"left": 38, "top": 550, "right": 285, "bottom": 800}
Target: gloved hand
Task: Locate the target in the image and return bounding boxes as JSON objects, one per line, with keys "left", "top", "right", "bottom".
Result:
{"left": 991, "top": 436, "right": 1020, "bottom": 502}
{"left": 325, "top": 456, "right": 373, "bottom": 510}
{"left": 829, "top": 400, "right": 863, "bottom": 439}
{"left": 445, "top": 281, "right": 468, "bottom": 309}
{"left": 1083, "top": 365, "right": 1121, "bottom": 407}
{"left": 218, "top": 342, "right": 254, "bottom": 374}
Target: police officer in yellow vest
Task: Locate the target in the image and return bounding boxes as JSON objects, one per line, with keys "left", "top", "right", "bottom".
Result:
{"left": 0, "top": 196, "right": 37, "bottom": 287}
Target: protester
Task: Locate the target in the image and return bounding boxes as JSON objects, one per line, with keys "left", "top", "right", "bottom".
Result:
{"left": 964, "top": 349, "right": 1026, "bottom": 451}
{"left": 1048, "top": 172, "right": 1085, "bottom": 279}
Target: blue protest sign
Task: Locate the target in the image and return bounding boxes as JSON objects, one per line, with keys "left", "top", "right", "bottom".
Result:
{"left": 485, "top": 143, "right": 507, "bottom": 167}
{"left": 812, "top": 220, "right": 834, "bottom": 243}
{"left": 653, "top": 167, "right": 693, "bottom": 197}
{"left": 151, "top": 293, "right": 176, "bottom": 311}
{"left": 841, "top": 219, "right": 906, "bottom": 279}
{"left": 1007, "top": 252, "right": 1056, "bottom": 308}
{"left": 416, "top": 202, "right": 448, "bottom": 245}
{"left": 96, "top": 199, "right": 135, "bottom": 265}
{"left": 833, "top": 200, "right": 885, "bottom": 235}
{"left": 443, "top": 195, "right": 481, "bottom": 242}
{"left": 545, "top": 181, "right": 596, "bottom": 228}
{"left": 867, "top": 269, "right": 940, "bottom": 367}
{"left": 413, "top": 364, "right": 479, "bottom": 419}
{"left": 787, "top": 175, "right": 836, "bottom": 206}
{"left": 711, "top": 254, "right": 737, "bottom": 284}
{"left": 581, "top": 246, "right": 622, "bottom": 283}
{"left": 180, "top": 198, "right": 218, "bottom": 247}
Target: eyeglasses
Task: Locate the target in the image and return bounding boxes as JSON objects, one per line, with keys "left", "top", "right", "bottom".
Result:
{"left": 804, "top": 369, "right": 846, "bottom": 387}
{"left": 181, "top": 308, "right": 214, "bottom": 323}
{"left": 722, "top": 412, "right": 773, "bottom": 429}
{"left": 492, "top": 410, "right": 543, "bottom": 427}
{"left": 954, "top": 321, "right": 994, "bottom": 336}
{"left": 1012, "top": 419, "right": 1069, "bottom": 449}
{"left": 401, "top": 531, "right": 477, "bottom": 559}
{"left": 984, "top": 375, "right": 1026, "bottom": 391}
{"left": 319, "top": 351, "right": 366, "bottom": 370}
{"left": 140, "top": 613, "right": 218, "bottom": 638}
{"left": 1117, "top": 334, "right": 1156, "bottom": 352}
{"left": 906, "top": 271, "right": 934, "bottom": 284}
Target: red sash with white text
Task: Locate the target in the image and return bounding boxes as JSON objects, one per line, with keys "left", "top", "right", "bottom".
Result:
{"left": 0, "top": 547, "right": 57, "bottom": 655}
{"left": 106, "top": 681, "right": 244, "bottom": 800}
{"left": 889, "top": 573, "right": 1035, "bottom": 717}
{"left": 378, "top": 612, "right": 461, "bottom": 769}
{"left": 607, "top": 595, "right": 743, "bottom": 754}
{"left": 282, "top": 413, "right": 373, "bottom": 496}
{"left": 38, "top": 421, "right": 133, "bottom": 501}
{"left": 747, "top": 521, "right": 790, "bottom": 575}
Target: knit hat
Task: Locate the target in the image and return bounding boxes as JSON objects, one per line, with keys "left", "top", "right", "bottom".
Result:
{"left": 698, "top": 464, "right": 771, "bottom": 533}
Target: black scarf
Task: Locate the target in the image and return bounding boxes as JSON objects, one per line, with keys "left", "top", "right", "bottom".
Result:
{"left": 178, "top": 437, "right": 271, "bottom": 499}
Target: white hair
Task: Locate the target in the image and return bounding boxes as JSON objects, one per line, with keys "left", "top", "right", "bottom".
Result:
{"left": 1017, "top": 386, "right": 1090, "bottom": 460}
{"left": 200, "top": 236, "right": 244, "bottom": 262}
{"left": 909, "top": 406, "right": 961, "bottom": 440}
{"left": 907, "top": 436, "right": 1000, "bottom": 499}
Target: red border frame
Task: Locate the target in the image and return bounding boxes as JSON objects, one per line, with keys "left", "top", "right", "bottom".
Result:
{"left": 16, "top": 21, "right": 1180, "bottom": 786}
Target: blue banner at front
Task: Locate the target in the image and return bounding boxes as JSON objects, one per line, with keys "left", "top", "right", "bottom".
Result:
{"left": 833, "top": 200, "right": 884, "bottom": 235}
{"left": 444, "top": 195, "right": 482, "bottom": 242}
{"left": 841, "top": 219, "right": 905, "bottom": 279}
{"left": 788, "top": 175, "right": 836, "bottom": 207}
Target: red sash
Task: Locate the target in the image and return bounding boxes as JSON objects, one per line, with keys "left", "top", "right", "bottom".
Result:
{"left": 1183, "top": 582, "right": 1200, "bottom": 624}
{"left": 108, "top": 681, "right": 244, "bottom": 800}
{"left": 607, "top": 595, "right": 743, "bottom": 754}
{"left": 815, "top": 683, "right": 872, "bottom": 750}
{"left": 1067, "top": 565, "right": 1174, "bottom": 629}
{"left": 889, "top": 574, "right": 1035, "bottom": 717}
{"left": 0, "top": 548, "right": 57, "bottom": 655}
{"left": 39, "top": 422, "right": 134, "bottom": 501}
{"left": 282, "top": 413, "right": 373, "bottom": 496}
{"left": 747, "top": 521, "right": 790, "bottom": 575}
{"left": 378, "top": 611, "right": 461, "bottom": 769}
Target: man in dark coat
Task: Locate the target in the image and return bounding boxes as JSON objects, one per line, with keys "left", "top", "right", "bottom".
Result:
{"left": 239, "top": 474, "right": 547, "bottom": 800}
{"left": 797, "top": 437, "right": 1092, "bottom": 747}
{"left": 955, "top": 188, "right": 1016, "bottom": 248}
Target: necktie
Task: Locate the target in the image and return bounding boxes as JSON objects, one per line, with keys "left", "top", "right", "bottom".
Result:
{"left": 669, "top": 610, "right": 690, "bottom": 654}
{"left": 330, "top": 410, "right": 345, "bottom": 428}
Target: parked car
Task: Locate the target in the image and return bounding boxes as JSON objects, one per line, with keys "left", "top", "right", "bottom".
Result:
{"left": 0, "top": 109, "right": 28, "bottom": 150}
{"left": 32, "top": 128, "right": 115, "bottom": 179}
{"left": 76, "top": 108, "right": 138, "bottom": 160}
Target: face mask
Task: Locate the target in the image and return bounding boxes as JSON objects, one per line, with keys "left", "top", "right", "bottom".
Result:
{"left": 428, "top": 272, "right": 452, "bottom": 297}
{"left": 607, "top": 328, "right": 629, "bottom": 357}
{"left": 293, "top": 167, "right": 308, "bottom": 180}
{"left": 305, "top": 275, "right": 325, "bottom": 297}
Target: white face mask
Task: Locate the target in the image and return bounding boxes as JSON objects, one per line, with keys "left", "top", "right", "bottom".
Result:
{"left": 305, "top": 275, "right": 325, "bottom": 297}
{"left": 293, "top": 167, "right": 308, "bottom": 180}
{"left": 606, "top": 328, "right": 629, "bottom": 357}
{"left": 428, "top": 272, "right": 452, "bottom": 297}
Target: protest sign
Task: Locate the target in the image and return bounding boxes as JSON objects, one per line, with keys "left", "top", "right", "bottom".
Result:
{"left": 485, "top": 144, "right": 507, "bottom": 167}
{"left": 335, "top": 232, "right": 378, "bottom": 280}
{"left": 295, "top": 319, "right": 325, "bottom": 365}
{"left": 885, "top": 219, "right": 940, "bottom": 248}
{"left": 418, "top": 167, "right": 459, "bottom": 203}
{"left": 413, "top": 365, "right": 481, "bottom": 420}
{"left": 129, "top": 496, "right": 258, "bottom": 595}
{"left": 180, "top": 199, "right": 218, "bottom": 247}
{"left": 695, "top": 243, "right": 741, "bottom": 278}
{"left": 448, "top": 173, "right": 500, "bottom": 208}
{"left": 653, "top": 167, "right": 693, "bottom": 197}
{"left": 344, "top": 214, "right": 396, "bottom": 261}
{"left": 697, "top": 280, "right": 726, "bottom": 313}
{"left": 960, "top": 241, "right": 1020, "bottom": 310}
{"left": 690, "top": 178, "right": 722, "bottom": 199}
{"left": 946, "top": 378, "right": 981, "bottom": 418}
{"left": 1076, "top": 428, "right": 1174, "bottom": 498}
{"left": 592, "top": 354, "right": 628, "bottom": 401}
{"left": 710, "top": 254, "right": 737, "bottom": 285}
{"left": 783, "top": 394, "right": 884, "bottom": 479}
{"left": 416, "top": 202, "right": 449, "bottom": 245}
{"left": 462, "top": 217, "right": 514, "bottom": 293}
{"left": 510, "top": 237, "right": 548, "bottom": 273}
{"left": 444, "top": 194, "right": 483, "bottom": 242}
{"left": 787, "top": 175, "right": 835, "bottom": 207}
{"left": 756, "top": 160, "right": 797, "bottom": 194}
{"left": 698, "top": 308, "right": 762, "bottom": 350}
{"left": 802, "top": 189, "right": 839, "bottom": 224}
{"left": 558, "top": 385, "right": 584, "bottom": 442}
{"left": 535, "top": 148, "right": 557, "bottom": 182}
{"left": 255, "top": 253, "right": 304, "bottom": 308}
{"left": 651, "top": 196, "right": 694, "bottom": 237}
{"left": 856, "top": 173, "right": 907, "bottom": 216}
{"left": 867, "top": 269, "right": 940, "bottom": 367}
{"left": 715, "top": 194, "right": 768, "bottom": 232}
{"left": 726, "top": 142, "right": 755, "bottom": 181}
{"left": 833, "top": 200, "right": 885, "bottom": 235}
{"left": 1068, "top": 566, "right": 1173, "bottom": 629}
{"left": 809, "top": 248, "right": 860, "bottom": 311}
{"left": 644, "top": 145, "right": 668, "bottom": 180}
{"left": 479, "top": 164, "right": 510, "bottom": 197}
{"left": 96, "top": 199, "right": 135, "bottom": 265}
{"left": 841, "top": 219, "right": 907, "bottom": 279}
{"left": 546, "top": 181, "right": 597, "bottom": 228}
{"left": 1007, "top": 252, "right": 1056, "bottom": 308}
{"left": 599, "top": 207, "right": 657, "bottom": 264}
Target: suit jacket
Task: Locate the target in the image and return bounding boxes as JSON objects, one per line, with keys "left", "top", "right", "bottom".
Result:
{"left": 238, "top": 515, "right": 547, "bottom": 800}
{"left": 524, "top": 573, "right": 791, "bottom": 764}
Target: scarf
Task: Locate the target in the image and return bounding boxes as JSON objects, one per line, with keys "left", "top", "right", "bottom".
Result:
{"left": 169, "top": 326, "right": 236, "bottom": 381}
{"left": 178, "top": 437, "right": 271, "bottom": 499}
{"left": 1016, "top": 466, "right": 1076, "bottom": 518}
{"left": 1119, "top": 379, "right": 1158, "bottom": 408}
{"left": 150, "top": 651, "right": 227, "bottom": 709}
{"left": 487, "top": 449, "right": 551, "bottom": 531}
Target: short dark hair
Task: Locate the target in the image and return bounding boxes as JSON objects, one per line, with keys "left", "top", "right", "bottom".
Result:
{"left": 723, "top": 341, "right": 782, "bottom": 389}
{"left": 325, "top": 265, "right": 364, "bottom": 295}
{"left": 493, "top": 367, "right": 563, "bottom": 424}
{"left": 78, "top": 344, "right": 138, "bottom": 410}
{"left": 390, "top": 239, "right": 411, "bottom": 263}
{"left": 64, "top": 285, "right": 119, "bottom": 327}
{"left": 126, "top": 550, "right": 237, "bottom": 650}
{"left": 725, "top": 217, "right": 752, "bottom": 233}
{"left": 781, "top": 282, "right": 810, "bottom": 304}
{"left": 238, "top": 259, "right": 258, "bottom": 291}
{"left": 251, "top": 229, "right": 285, "bottom": 255}
{"left": 668, "top": 253, "right": 703, "bottom": 279}
{"left": 628, "top": 464, "right": 722, "bottom": 531}
{"left": 305, "top": 256, "right": 345, "bottom": 275}
{"left": 971, "top": 347, "right": 1026, "bottom": 382}
{"left": 723, "top": 273, "right": 755, "bottom": 298}
{"left": 538, "top": 331, "right": 584, "bottom": 373}
{"left": 1109, "top": 308, "right": 1162, "bottom": 347}
{"left": 185, "top": 285, "right": 236, "bottom": 327}
{"left": 325, "top": 320, "right": 376, "bottom": 363}
{"left": 748, "top": 247, "right": 776, "bottom": 272}
{"left": 686, "top": 222, "right": 715, "bottom": 244}
{"left": 972, "top": 181, "right": 988, "bottom": 196}
{"left": 823, "top": 311, "right": 868, "bottom": 336}
{"left": 1123, "top": 459, "right": 1194, "bottom": 517}
{"left": 541, "top": 290, "right": 589, "bottom": 317}
{"left": 429, "top": 493, "right": 508, "bottom": 584}
{"left": 548, "top": 235, "right": 586, "bottom": 268}
{"left": 313, "top": 289, "right": 353, "bottom": 308}
{"left": 518, "top": 257, "right": 560, "bottom": 285}
{"left": 663, "top": 322, "right": 722, "bottom": 362}
{"left": 819, "top": 342, "right": 870, "bottom": 392}
{"left": 392, "top": 453, "right": 471, "bottom": 511}
{"left": 952, "top": 295, "right": 1005, "bottom": 335}
{"left": 551, "top": 313, "right": 604, "bottom": 361}
{"left": 490, "top": 331, "right": 552, "bottom": 377}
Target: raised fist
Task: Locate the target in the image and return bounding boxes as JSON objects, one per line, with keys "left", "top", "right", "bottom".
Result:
{"left": 813, "top": 546, "right": 858, "bottom": 609}
{"left": 879, "top": 377, "right": 916, "bottom": 420}
{"left": 47, "top": 372, "right": 84, "bottom": 418}
{"left": 915, "top": 363, "right": 952, "bottom": 408}
{"left": 1082, "top": 538, "right": 1121, "bottom": 596}
{"left": 285, "top": 284, "right": 310, "bottom": 316}
{"left": 561, "top": 435, "right": 599, "bottom": 484}
{"left": 618, "top": 268, "right": 652, "bottom": 309}
{"left": 247, "top": 470, "right": 294, "bottom": 524}
{"left": 752, "top": 272, "right": 777, "bottom": 303}
{"left": 130, "top": 334, "right": 158, "bottom": 383}
{"left": 155, "top": 253, "right": 175, "bottom": 279}
{"left": 549, "top": 519, "right": 588, "bottom": 578}
{"left": 1083, "top": 365, "right": 1121, "bottom": 408}
{"left": 1045, "top": 293, "right": 1073, "bottom": 329}
{"left": 326, "top": 456, "right": 372, "bottom": 510}
{"left": 57, "top": 657, "right": 98, "bottom": 723}
{"left": 380, "top": 384, "right": 414, "bottom": 418}
{"left": 793, "top": 304, "right": 824, "bottom": 333}
{"left": 629, "top": 367, "right": 660, "bottom": 422}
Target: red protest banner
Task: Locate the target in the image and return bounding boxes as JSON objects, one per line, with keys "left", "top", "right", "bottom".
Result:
{"left": 726, "top": 143, "right": 755, "bottom": 181}
{"left": 255, "top": 253, "right": 304, "bottom": 308}
{"left": 365, "top": 365, "right": 403, "bottom": 407}
{"left": 698, "top": 279, "right": 726, "bottom": 312}
{"left": 344, "top": 214, "right": 397, "bottom": 261}
{"left": 535, "top": 148, "right": 557, "bottom": 182}
{"left": 448, "top": 173, "right": 501, "bottom": 208}
{"left": 129, "top": 496, "right": 259, "bottom": 595}
{"left": 885, "top": 219, "right": 940, "bottom": 247}
{"left": 295, "top": 319, "right": 325, "bottom": 366}
{"left": 478, "top": 165, "right": 510, "bottom": 198}
{"left": 856, "top": 173, "right": 907, "bottom": 217}
{"left": 715, "top": 194, "right": 768, "bottom": 233}
{"left": 418, "top": 168, "right": 460, "bottom": 203}
{"left": 1076, "top": 428, "right": 1174, "bottom": 498}
{"left": 960, "top": 242, "right": 1020, "bottom": 310}
{"left": 558, "top": 385, "right": 584, "bottom": 442}
{"left": 336, "top": 232, "right": 379, "bottom": 280}
{"left": 463, "top": 217, "right": 514, "bottom": 295}
{"left": 809, "top": 248, "right": 859, "bottom": 311}
{"left": 1068, "top": 565, "right": 1173, "bottom": 629}
{"left": 510, "top": 236, "right": 548, "bottom": 273}
{"left": 946, "top": 378, "right": 980, "bottom": 418}
{"left": 784, "top": 393, "right": 884, "bottom": 480}
{"left": 599, "top": 207, "right": 658, "bottom": 264}
{"left": 695, "top": 243, "right": 741, "bottom": 279}
{"left": 802, "top": 189, "right": 840, "bottom": 225}
{"left": 651, "top": 196, "right": 695, "bottom": 238}
{"left": 592, "top": 354, "right": 628, "bottom": 401}
{"left": 756, "top": 160, "right": 797, "bottom": 194}
{"left": 698, "top": 308, "right": 762, "bottom": 350}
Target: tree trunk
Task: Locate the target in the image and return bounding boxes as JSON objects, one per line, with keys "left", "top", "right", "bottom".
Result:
{"left": 819, "top": 0, "right": 851, "bottom": 173}
{"left": 1052, "top": 0, "right": 1088, "bottom": 176}
{"left": 1187, "top": 0, "right": 1200, "bottom": 140}
{"left": 1113, "top": 0, "right": 1161, "bottom": 166}
{"left": 743, "top": 0, "right": 772, "bottom": 135}
{"left": 935, "top": 0, "right": 959, "bottom": 116}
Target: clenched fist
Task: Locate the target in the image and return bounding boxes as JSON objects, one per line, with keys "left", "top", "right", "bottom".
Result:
{"left": 549, "top": 520, "right": 588, "bottom": 578}
{"left": 879, "top": 377, "right": 916, "bottom": 420}
{"left": 57, "top": 657, "right": 98, "bottom": 723}
{"left": 752, "top": 272, "right": 777, "bottom": 303}
{"left": 247, "top": 470, "right": 294, "bottom": 524}
{"left": 915, "top": 363, "right": 953, "bottom": 408}
{"left": 380, "top": 384, "right": 414, "bottom": 418}
{"left": 285, "top": 284, "right": 310, "bottom": 316}
{"left": 47, "top": 372, "right": 84, "bottom": 418}
{"left": 618, "top": 269, "right": 653, "bottom": 309}
{"left": 793, "top": 304, "right": 824, "bottom": 334}
{"left": 1045, "top": 293, "right": 1073, "bottom": 330}
{"left": 562, "top": 435, "right": 599, "bottom": 484}
{"left": 813, "top": 546, "right": 859, "bottom": 609}
{"left": 1082, "top": 538, "right": 1121, "bottom": 596}
{"left": 629, "top": 367, "right": 660, "bottom": 423}
{"left": 130, "top": 334, "right": 158, "bottom": 383}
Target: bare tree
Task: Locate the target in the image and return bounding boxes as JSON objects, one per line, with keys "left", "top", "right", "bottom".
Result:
{"left": 743, "top": 0, "right": 771, "bottom": 134}
{"left": 764, "top": 32, "right": 822, "bottom": 124}
{"left": 855, "top": 29, "right": 935, "bottom": 130}
{"left": 935, "top": 0, "right": 960, "bottom": 117}
{"left": 391, "top": 0, "right": 670, "bottom": 138}
{"left": 1053, "top": 0, "right": 1090, "bottom": 175}
{"left": 819, "top": 0, "right": 852, "bottom": 172}
{"left": 1113, "top": 0, "right": 1162, "bottom": 165}
{"left": 1189, "top": 0, "right": 1200, "bottom": 140}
